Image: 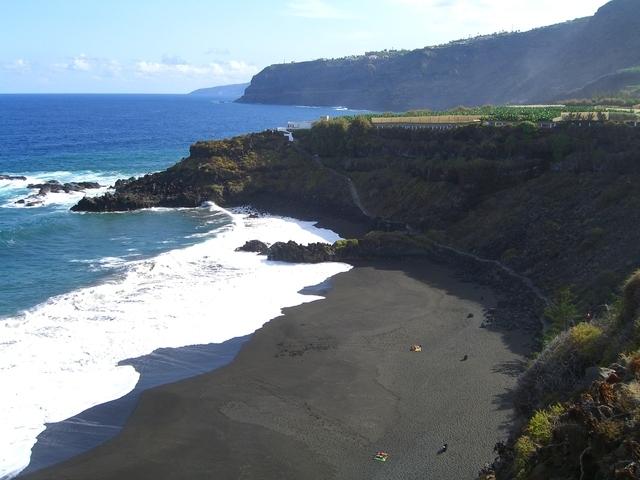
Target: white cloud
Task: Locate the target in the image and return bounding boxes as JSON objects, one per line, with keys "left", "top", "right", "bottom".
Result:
{"left": 43, "top": 54, "right": 257, "bottom": 86}
{"left": 52, "top": 55, "right": 123, "bottom": 77}
{"left": 70, "top": 54, "right": 91, "bottom": 71}
{"left": 135, "top": 59, "right": 258, "bottom": 83}
{"left": 4, "top": 59, "right": 30, "bottom": 72}
{"left": 286, "top": 0, "right": 347, "bottom": 19}
{"left": 54, "top": 54, "right": 92, "bottom": 72}
{"left": 136, "top": 61, "right": 208, "bottom": 76}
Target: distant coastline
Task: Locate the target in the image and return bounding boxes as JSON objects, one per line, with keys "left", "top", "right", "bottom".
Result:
{"left": 189, "top": 82, "right": 249, "bottom": 101}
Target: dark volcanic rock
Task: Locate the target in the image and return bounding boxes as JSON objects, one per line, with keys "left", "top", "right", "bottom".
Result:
{"left": 71, "top": 193, "right": 161, "bottom": 212}
{"left": 16, "top": 179, "right": 102, "bottom": 207}
{"left": 236, "top": 240, "right": 270, "bottom": 255}
{"left": 71, "top": 132, "right": 360, "bottom": 218}
{"left": 0, "top": 174, "right": 27, "bottom": 181}
{"left": 267, "top": 241, "right": 336, "bottom": 264}
{"left": 66, "top": 181, "right": 101, "bottom": 190}
{"left": 27, "top": 180, "right": 101, "bottom": 195}
{"left": 71, "top": 191, "right": 206, "bottom": 212}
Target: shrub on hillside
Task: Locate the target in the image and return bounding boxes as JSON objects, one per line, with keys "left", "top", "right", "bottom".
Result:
{"left": 526, "top": 403, "right": 565, "bottom": 444}
{"left": 569, "top": 323, "right": 603, "bottom": 357}
{"left": 544, "top": 287, "right": 579, "bottom": 342}
{"left": 308, "top": 118, "right": 348, "bottom": 156}
{"left": 513, "top": 435, "right": 536, "bottom": 479}
{"left": 345, "top": 117, "right": 372, "bottom": 156}
{"left": 514, "top": 324, "right": 607, "bottom": 413}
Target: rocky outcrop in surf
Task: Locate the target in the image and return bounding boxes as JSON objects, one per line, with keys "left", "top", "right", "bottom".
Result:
{"left": 0, "top": 174, "right": 27, "bottom": 181}
{"left": 235, "top": 240, "right": 269, "bottom": 255}
{"left": 27, "top": 180, "right": 101, "bottom": 194}
{"left": 16, "top": 180, "right": 102, "bottom": 207}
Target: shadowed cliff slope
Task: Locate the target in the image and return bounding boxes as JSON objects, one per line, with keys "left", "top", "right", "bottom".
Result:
{"left": 238, "top": 0, "right": 640, "bottom": 110}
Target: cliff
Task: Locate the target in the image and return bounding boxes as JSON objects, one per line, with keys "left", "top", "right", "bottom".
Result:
{"left": 72, "top": 132, "right": 363, "bottom": 220}
{"left": 74, "top": 122, "right": 640, "bottom": 308}
{"left": 73, "top": 119, "right": 640, "bottom": 478}
{"left": 238, "top": 0, "right": 640, "bottom": 110}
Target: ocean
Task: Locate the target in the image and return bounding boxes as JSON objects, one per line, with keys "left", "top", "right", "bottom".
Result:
{"left": 0, "top": 95, "right": 357, "bottom": 478}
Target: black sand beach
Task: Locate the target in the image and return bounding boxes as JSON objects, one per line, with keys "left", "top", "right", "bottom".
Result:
{"left": 20, "top": 337, "right": 249, "bottom": 476}
{"left": 23, "top": 259, "right": 531, "bottom": 480}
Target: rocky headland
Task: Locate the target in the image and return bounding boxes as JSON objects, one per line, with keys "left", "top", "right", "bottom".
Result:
{"left": 72, "top": 123, "right": 640, "bottom": 308}
{"left": 65, "top": 119, "right": 640, "bottom": 479}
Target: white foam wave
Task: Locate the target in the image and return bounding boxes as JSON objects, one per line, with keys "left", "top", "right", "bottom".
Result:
{"left": 0, "top": 206, "right": 350, "bottom": 478}
{"left": 69, "top": 256, "right": 136, "bottom": 272}
{"left": 0, "top": 170, "right": 133, "bottom": 209}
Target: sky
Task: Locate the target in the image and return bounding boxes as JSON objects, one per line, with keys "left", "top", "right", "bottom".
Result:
{"left": 0, "top": 0, "right": 611, "bottom": 94}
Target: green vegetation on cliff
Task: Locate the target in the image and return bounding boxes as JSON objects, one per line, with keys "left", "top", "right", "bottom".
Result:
{"left": 296, "top": 119, "right": 640, "bottom": 309}
{"left": 79, "top": 119, "right": 640, "bottom": 313}
{"left": 75, "top": 112, "right": 640, "bottom": 479}
{"left": 74, "top": 132, "right": 362, "bottom": 219}
{"left": 488, "top": 272, "right": 640, "bottom": 480}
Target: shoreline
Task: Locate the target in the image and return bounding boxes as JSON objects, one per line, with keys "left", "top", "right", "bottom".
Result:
{"left": 14, "top": 194, "right": 545, "bottom": 479}
{"left": 18, "top": 278, "right": 340, "bottom": 478}
{"left": 6, "top": 208, "right": 349, "bottom": 480}
{"left": 23, "top": 257, "right": 534, "bottom": 480}
{"left": 18, "top": 336, "right": 249, "bottom": 477}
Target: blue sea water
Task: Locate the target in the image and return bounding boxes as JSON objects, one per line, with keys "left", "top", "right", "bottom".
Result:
{"left": 0, "top": 94, "right": 357, "bottom": 317}
{"left": 0, "top": 95, "right": 358, "bottom": 478}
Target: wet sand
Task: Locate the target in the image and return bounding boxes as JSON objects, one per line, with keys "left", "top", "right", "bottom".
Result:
{"left": 23, "top": 259, "right": 530, "bottom": 480}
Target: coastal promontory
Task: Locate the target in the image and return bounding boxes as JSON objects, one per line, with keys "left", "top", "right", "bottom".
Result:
{"left": 238, "top": 0, "right": 640, "bottom": 110}
{"left": 66, "top": 117, "right": 640, "bottom": 479}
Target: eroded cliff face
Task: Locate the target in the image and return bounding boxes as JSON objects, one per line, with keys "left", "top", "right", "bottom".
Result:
{"left": 238, "top": 0, "right": 640, "bottom": 110}
{"left": 72, "top": 132, "right": 362, "bottom": 219}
